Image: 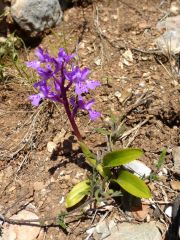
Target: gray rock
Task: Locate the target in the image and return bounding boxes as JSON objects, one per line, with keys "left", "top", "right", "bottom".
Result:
{"left": 173, "top": 146, "right": 180, "bottom": 174}
{"left": 156, "top": 15, "right": 180, "bottom": 55}
{"left": 94, "top": 222, "right": 162, "bottom": 240}
{"left": 94, "top": 221, "right": 111, "bottom": 240}
{"left": 11, "top": 0, "right": 63, "bottom": 34}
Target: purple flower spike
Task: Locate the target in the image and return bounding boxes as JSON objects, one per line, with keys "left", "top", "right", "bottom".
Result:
{"left": 28, "top": 47, "right": 101, "bottom": 123}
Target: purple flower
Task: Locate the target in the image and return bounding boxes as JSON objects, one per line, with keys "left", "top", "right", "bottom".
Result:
{"left": 36, "top": 47, "right": 53, "bottom": 63}
{"left": 28, "top": 47, "right": 101, "bottom": 121}
{"left": 29, "top": 93, "right": 45, "bottom": 106}
{"left": 70, "top": 98, "right": 101, "bottom": 121}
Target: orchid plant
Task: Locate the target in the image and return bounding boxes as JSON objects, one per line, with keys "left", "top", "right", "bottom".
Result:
{"left": 28, "top": 47, "right": 151, "bottom": 209}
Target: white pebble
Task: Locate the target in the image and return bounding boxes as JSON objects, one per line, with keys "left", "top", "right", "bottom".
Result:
{"left": 165, "top": 206, "right": 172, "bottom": 217}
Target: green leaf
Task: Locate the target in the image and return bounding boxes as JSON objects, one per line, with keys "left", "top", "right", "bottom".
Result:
{"left": 113, "top": 170, "right": 151, "bottom": 198}
{"left": 103, "top": 149, "right": 143, "bottom": 168}
{"left": 65, "top": 180, "right": 90, "bottom": 208}
{"left": 79, "top": 141, "right": 110, "bottom": 178}
{"left": 58, "top": 212, "right": 68, "bottom": 230}
{"left": 79, "top": 141, "right": 97, "bottom": 167}
{"left": 156, "top": 149, "right": 167, "bottom": 170}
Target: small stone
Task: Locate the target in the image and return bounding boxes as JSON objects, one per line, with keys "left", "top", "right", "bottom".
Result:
{"left": 122, "top": 49, "right": 133, "bottom": 63}
{"left": 162, "top": 168, "right": 168, "bottom": 175}
{"left": 141, "top": 56, "right": 148, "bottom": 61}
{"left": 94, "top": 58, "right": 101, "bottom": 66}
{"left": 170, "top": 180, "right": 180, "bottom": 191}
{"left": 103, "top": 17, "right": 109, "bottom": 22}
{"left": 59, "top": 196, "right": 64, "bottom": 204}
{"left": 124, "top": 160, "right": 151, "bottom": 177}
{"left": 170, "top": 1, "right": 180, "bottom": 15}
{"left": 114, "top": 91, "right": 122, "bottom": 99}
{"left": 75, "top": 172, "right": 84, "bottom": 179}
{"left": 165, "top": 206, "right": 172, "bottom": 217}
{"left": 172, "top": 146, "right": 180, "bottom": 174}
{"left": 139, "top": 82, "right": 145, "bottom": 87}
{"left": 1, "top": 210, "right": 40, "bottom": 240}
{"left": 143, "top": 72, "right": 151, "bottom": 78}
{"left": 72, "top": 142, "right": 79, "bottom": 151}
{"left": 47, "top": 141, "right": 57, "bottom": 153}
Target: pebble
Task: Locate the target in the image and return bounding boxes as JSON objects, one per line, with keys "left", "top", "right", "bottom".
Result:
{"left": 59, "top": 196, "right": 64, "bottom": 204}
{"left": 165, "top": 206, "right": 172, "bottom": 217}
{"left": 47, "top": 141, "right": 57, "bottom": 153}
{"left": 170, "top": 180, "right": 180, "bottom": 191}
{"left": 162, "top": 168, "right": 168, "bottom": 175}
{"left": 114, "top": 91, "right": 122, "bottom": 99}
{"left": 94, "top": 58, "right": 102, "bottom": 66}
{"left": 124, "top": 160, "right": 152, "bottom": 177}
{"left": 139, "top": 82, "right": 145, "bottom": 87}
{"left": 170, "top": 1, "right": 180, "bottom": 15}
{"left": 172, "top": 146, "right": 180, "bottom": 174}
{"left": 143, "top": 72, "right": 151, "bottom": 78}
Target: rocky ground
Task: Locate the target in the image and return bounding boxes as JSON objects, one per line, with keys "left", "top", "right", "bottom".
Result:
{"left": 0, "top": 0, "right": 179, "bottom": 239}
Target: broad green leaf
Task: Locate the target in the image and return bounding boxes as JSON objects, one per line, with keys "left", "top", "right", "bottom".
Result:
{"left": 65, "top": 180, "right": 90, "bottom": 208}
{"left": 113, "top": 170, "right": 151, "bottom": 198}
{"left": 103, "top": 149, "right": 143, "bottom": 168}
{"left": 79, "top": 141, "right": 110, "bottom": 178}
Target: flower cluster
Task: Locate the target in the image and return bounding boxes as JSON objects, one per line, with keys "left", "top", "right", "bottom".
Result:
{"left": 27, "top": 47, "right": 101, "bottom": 121}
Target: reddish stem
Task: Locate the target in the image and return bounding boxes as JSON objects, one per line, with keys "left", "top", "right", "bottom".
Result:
{"left": 60, "top": 66, "right": 83, "bottom": 141}
{"left": 63, "top": 94, "right": 83, "bottom": 141}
